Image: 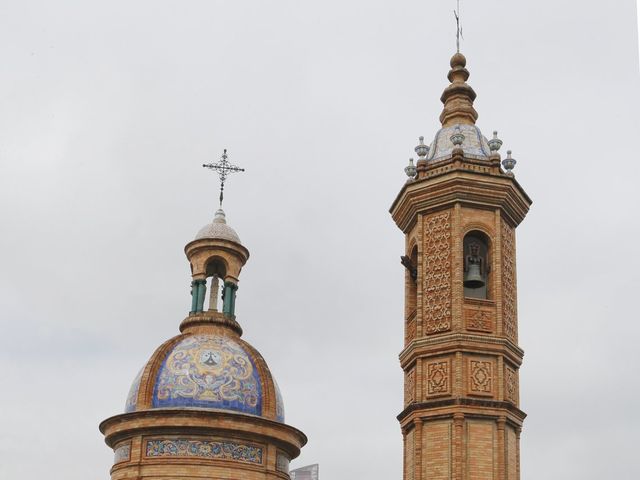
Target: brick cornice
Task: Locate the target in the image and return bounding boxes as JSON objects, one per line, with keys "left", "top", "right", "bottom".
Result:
{"left": 399, "top": 333, "right": 524, "bottom": 369}
{"left": 397, "top": 398, "right": 526, "bottom": 426}
{"left": 390, "top": 157, "right": 532, "bottom": 232}
{"left": 100, "top": 409, "right": 306, "bottom": 457}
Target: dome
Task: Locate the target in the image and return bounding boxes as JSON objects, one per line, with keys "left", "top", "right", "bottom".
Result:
{"left": 426, "top": 123, "right": 491, "bottom": 162}
{"left": 195, "top": 209, "right": 241, "bottom": 243}
{"left": 125, "top": 330, "right": 285, "bottom": 422}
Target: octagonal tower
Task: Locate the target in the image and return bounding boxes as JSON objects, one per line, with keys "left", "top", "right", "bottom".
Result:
{"left": 391, "top": 53, "right": 532, "bottom": 480}
{"left": 100, "top": 207, "right": 305, "bottom": 480}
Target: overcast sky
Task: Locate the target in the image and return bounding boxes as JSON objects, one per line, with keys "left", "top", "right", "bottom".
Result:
{"left": 0, "top": 1, "right": 639, "bottom": 479}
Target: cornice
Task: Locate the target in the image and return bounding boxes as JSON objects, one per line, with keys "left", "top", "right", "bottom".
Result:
{"left": 99, "top": 409, "right": 307, "bottom": 456}
{"left": 397, "top": 398, "right": 527, "bottom": 426}
{"left": 390, "top": 156, "right": 532, "bottom": 233}
{"left": 399, "top": 333, "right": 524, "bottom": 368}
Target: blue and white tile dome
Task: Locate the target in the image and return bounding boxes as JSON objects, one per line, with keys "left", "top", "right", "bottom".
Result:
{"left": 426, "top": 124, "right": 491, "bottom": 162}
{"left": 125, "top": 332, "right": 285, "bottom": 422}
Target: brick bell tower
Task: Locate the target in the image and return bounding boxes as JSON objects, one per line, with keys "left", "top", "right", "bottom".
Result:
{"left": 390, "top": 52, "right": 532, "bottom": 480}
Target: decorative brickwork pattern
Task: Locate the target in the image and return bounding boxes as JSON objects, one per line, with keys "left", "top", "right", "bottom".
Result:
{"left": 145, "top": 438, "right": 263, "bottom": 464}
{"left": 469, "top": 360, "right": 493, "bottom": 396}
{"left": 423, "top": 212, "right": 452, "bottom": 334}
{"left": 113, "top": 443, "right": 130, "bottom": 464}
{"left": 405, "top": 310, "right": 417, "bottom": 345}
{"left": 505, "top": 366, "right": 518, "bottom": 405}
{"left": 405, "top": 368, "right": 416, "bottom": 405}
{"left": 465, "top": 307, "right": 493, "bottom": 333}
{"left": 426, "top": 360, "right": 450, "bottom": 396}
{"left": 501, "top": 220, "right": 517, "bottom": 341}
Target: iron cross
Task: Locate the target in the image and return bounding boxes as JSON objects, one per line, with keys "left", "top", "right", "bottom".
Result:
{"left": 454, "top": 0, "right": 463, "bottom": 53}
{"left": 202, "top": 149, "right": 245, "bottom": 207}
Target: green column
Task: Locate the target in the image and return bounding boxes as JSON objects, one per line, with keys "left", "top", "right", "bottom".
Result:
{"left": 196, "top": 280, "right": 207, "bottom": 312}
{"left": 222, "top": 281, "right": 238, "bottom": 316}
{"left": 190, "top": 280, "right": 198, "bottom": 314}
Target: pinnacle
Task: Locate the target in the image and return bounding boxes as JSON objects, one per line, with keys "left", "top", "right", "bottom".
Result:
{"left": 439, "top": 52, "right": 478, "bottom": 127}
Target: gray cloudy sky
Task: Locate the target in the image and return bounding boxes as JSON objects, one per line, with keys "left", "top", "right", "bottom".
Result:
{"left": 0, "top": 1, "right": 639, "bottom": 479}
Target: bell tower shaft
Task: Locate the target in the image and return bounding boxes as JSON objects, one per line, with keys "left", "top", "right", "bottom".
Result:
{"left": 391, "top": 53, "right": 531, "bottom": 480}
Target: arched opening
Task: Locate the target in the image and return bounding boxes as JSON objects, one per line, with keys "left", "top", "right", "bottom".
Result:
{"left": 463, "top": 231, "right": 491, "bottom": 300}
{"left": 205, "top": 259, "right": 227, "bottom": 313}
{"left": 189, "top": 257, "right": 231, "bottom": 315}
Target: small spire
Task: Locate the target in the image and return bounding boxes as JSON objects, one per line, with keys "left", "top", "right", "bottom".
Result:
{"left": 439, "top": 52, "right": 478, "bottom": 127}
{"left": 213, "top": 209, "right": 227, "bottom": 224}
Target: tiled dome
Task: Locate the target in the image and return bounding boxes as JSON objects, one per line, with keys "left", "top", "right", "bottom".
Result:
{"left": 426, "top": 124, "right": 491, "bottom": 162}
{"left": 195, "top": 209, "right": 241, "bottom": 243}
{"left": 125, "top": 331, "right": 285, "bottom": 422}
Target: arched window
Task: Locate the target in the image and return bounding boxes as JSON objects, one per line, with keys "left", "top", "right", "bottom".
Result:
{"left": 205, "top": 258, "right": 227, "bottom": 312}
{"left": 463, "top": 231, "right": 490, "bottom": 300}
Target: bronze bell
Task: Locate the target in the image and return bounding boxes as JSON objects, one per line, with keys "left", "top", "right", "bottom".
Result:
{"left": 464, "top": 263, "right": 485, "bottom": 289}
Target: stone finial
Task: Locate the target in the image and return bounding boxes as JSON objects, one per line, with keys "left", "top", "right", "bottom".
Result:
{"left": 488, "top": 131, "right": 503, "bottom": 152}
{"left": 414, "top": 136, "right": 429, "bottom": 159}
{"left": 502, "top": 150, "right": 517, "bottom": 176}
{"left": 404, "top": 158, "right": 417, "bottom": 179}
{"left": 439, "top": 52, "right": 479, "bottom": 127}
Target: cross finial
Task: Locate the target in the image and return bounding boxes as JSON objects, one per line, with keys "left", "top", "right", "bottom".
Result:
{"left": 454, "top": 0, "right": 463, "bottom": 53}
{"left": 202, "top": 149, "right": 245, "bottom": 208}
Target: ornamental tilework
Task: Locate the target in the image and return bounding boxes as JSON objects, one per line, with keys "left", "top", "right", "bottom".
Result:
{"left": 124, "top": 368, "right": 143, "bottom": 413}
{"left": 145, "top": 438, "right": 263, "bottom": 464}
{"left": 113, "top": 443, "right": 131, "bottom": 464}
{"left": 153, "top": 334, "right": 262, "bottom": 415}
{"left": 274, "top": 378, "right": 285, "bottom": 423}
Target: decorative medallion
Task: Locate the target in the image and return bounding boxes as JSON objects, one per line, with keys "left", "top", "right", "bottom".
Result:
{"left": 505, "top": 366, "right": 519, "bottom": 405}
{"left": 405, "top": 368, "right": 416, "bottom": 405}
{"left": 153, "top": 334, "right": 262, "bottom": 415}
{"left": 469, "top": 359, "right": 493, "bottom": 396}
{"left": 465, "top": 307, "right": 494, "bottom": 333}
{"left": 427, "top": 360, "right": 450, "bottom": 396}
